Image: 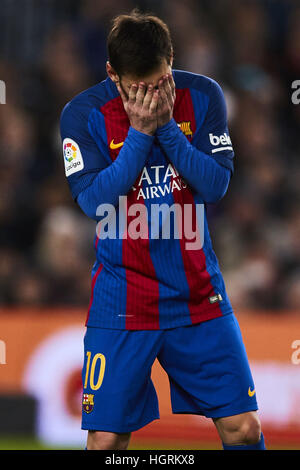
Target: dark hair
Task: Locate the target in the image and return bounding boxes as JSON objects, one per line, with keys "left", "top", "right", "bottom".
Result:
{"left": 107, "top": 9, "right": 173, "bottom": 78}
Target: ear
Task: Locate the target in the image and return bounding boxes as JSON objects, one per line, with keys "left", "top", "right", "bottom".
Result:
{"left": 106, "top": 61, "right": 120, "bottom": 83}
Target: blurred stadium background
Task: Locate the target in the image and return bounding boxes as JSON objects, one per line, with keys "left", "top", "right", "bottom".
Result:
{"left": 0, "top": 0, "right": 299, "bottom": 450}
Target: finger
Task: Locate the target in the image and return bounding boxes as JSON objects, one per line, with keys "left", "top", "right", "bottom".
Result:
{"left": 143, "top": 83, "right": 154, "bottom": 109}
{"left": 168, "top": 74, "right": 176, "bottom": 98}
{"left": 115, "top": 81, "right": 128, "bottom": 104}
{"left": 149, "top": 89, "right": 160, "bottom": 113}
{"left": 164, "top": 75, "right": 174, "bottom": 106}
{"left": 157, "top": 94, "right": 164, "bottom": 108}
{"left": 135, "top": 82, "right": 146, "bottom": 106}
{"left": 158, "top": 77, "right": 168, "bottom": 102}
{"left": 156, "top": 95, "right": 165, "bottom": 117}
{"left": 128, "top": 83, "right": 138, "bottom": 104}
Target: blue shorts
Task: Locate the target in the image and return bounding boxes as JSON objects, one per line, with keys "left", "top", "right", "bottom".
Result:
{"left": 81, "top": 313, "right": 258, "bottom": 433}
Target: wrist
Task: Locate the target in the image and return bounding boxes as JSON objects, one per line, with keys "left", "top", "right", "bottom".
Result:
{"left": 156, "top": 117, "right": 177, "bottom": 134}
{"left": 131, "top": 125, "right": 156, "bottom": 137}
{"left": 128, "top": 126, "right": 156, "bottom": 141}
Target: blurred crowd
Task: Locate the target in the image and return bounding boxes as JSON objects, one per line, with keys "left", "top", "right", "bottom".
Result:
{"left": 0, "top": 0, "right": 299, "bottom": 312}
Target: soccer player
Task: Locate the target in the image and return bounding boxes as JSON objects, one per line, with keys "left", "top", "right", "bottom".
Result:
{"left": 60, "top": 10, "right": 266, "bottom": 450}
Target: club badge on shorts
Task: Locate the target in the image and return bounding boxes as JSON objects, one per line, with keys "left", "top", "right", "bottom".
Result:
{"left": 82, "top": 393, "right": 94, "bottom": 413}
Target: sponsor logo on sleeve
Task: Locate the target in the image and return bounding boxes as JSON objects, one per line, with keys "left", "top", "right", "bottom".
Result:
{"left": 209, "top": 132, "right": 233, "bottom": 153}
{"left": 63, "top": 138, "right": 84, "bottom": 176}
{"left": 209, "top": 293, "right": 223, "bottom": 304}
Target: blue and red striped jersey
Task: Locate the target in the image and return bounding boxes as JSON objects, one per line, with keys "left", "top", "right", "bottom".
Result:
{"left": 60, "top": 69, "right": 234, "bottom": 330}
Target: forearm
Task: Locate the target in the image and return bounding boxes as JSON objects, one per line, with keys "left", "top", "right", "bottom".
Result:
{"left": 77, "top": 127, "right": 154, "bottom": 220}
{"left": 156, "top": 118, "right": 231, "bottom": 203}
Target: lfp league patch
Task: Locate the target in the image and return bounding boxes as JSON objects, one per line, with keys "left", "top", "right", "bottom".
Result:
{"left": 63, "top": 138, "right": 84, "bottom": 176}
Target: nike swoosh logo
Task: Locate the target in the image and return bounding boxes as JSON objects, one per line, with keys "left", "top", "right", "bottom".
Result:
{"left": 110, "top": 139, "right": 124, "bottom": 150}
{"left": 248, "top": 387, "right": 256, "bottom": 397}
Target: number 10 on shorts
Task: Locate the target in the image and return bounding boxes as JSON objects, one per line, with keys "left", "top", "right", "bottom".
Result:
{"left": 84, "top": 351, "right": 106, "bottom": 390}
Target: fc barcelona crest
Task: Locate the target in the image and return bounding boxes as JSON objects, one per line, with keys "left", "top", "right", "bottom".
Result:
{"left": 82, "top": 393, "right": 94, "bottom": 413}
{"left": 177, "top": 121, "right": 193, "bottom": 139}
